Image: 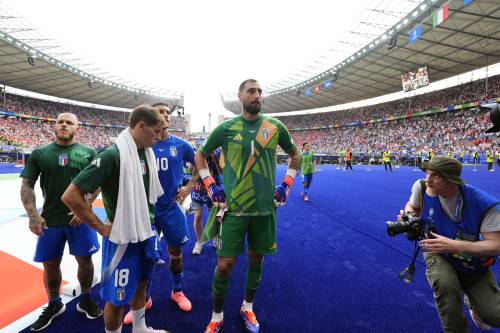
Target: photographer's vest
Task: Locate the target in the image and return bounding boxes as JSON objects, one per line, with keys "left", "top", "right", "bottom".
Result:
{"left": 383, "top": 152, "right": 391, "bottom": 162}
{"left": 421, "top": 184, "right": 499, "bottom": 274}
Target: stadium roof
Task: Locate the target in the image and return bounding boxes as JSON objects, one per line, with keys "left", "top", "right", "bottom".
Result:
{"left": 222, "top": 0, "right": 500, "bottom": 114}
{"left": 0, "top": 2, "right": 183, "bottom": 109}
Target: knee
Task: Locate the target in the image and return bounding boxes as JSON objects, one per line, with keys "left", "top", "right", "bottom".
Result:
{"left": 429, "top": 279, "right": 461, "bottom": 299}
{"left": 248, "top": 251, "right": 263, "bottom": 266}
{"left": 218, "top": 261, "right": 235, "bottom": 275}
{"left": 168, "top": 247, "right": 182, "bottom": 259}
{"left": 43, "top": 260, "right": 62, "bottom": 278}
{"left": 76, "top": 256, "right": 93, "bottom": 269}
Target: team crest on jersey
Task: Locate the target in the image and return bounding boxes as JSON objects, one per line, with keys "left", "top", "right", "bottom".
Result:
{"left": 116, "top": 288, "right": 125, "bottom": 301}
{"left": 170, "top": 146, "right": 177, "bottom": 157}
{"left": 58, "top": 153, "right": 68, "bottom": 167}
{"left": 214, "top": 236, "right": 223, "bottom": 249}
{"left": 261, "top": 128, "right": 269, "bottom": 139}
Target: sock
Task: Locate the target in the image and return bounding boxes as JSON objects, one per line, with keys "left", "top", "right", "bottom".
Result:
{"left": 171, "top": 272, "right": 184, "bottom": 292}
{"left": 242, "top": 300, "right": 253, "bottom": 312}
{"left": 131, "top": 307, "right": 146, "bottom": 333}
{"left": 48, "top": 295, "right": 62, "bottom": 306}
{"left": 105, "top": 326, "right": 122, "bottom": 333}
{"left": 212, "top": 268, "right": 231, "bottom": 313}
{"left": 211, "top": 311, "right": 223, "bottom": 323}
{"left": 79, "top": 291, "right": 90, "bottom": 302}
{"left": 244, "top": 262, "right": 263, "bottom": 303}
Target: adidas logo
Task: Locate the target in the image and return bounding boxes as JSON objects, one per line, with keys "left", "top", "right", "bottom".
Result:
{"left": 88, "top": 245, "right": 97, "bottom": 253}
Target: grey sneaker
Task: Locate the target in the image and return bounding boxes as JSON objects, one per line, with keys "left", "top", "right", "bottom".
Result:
{"left": 192, "top": 242, "right": 203, "bottom": 255}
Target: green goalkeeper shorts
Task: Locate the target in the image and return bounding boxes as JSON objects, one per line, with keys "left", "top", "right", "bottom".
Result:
{"left": 216, "top": 212, "right": 277, "bottom": 257}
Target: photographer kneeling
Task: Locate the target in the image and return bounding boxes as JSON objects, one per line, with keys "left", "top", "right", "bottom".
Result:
{"left": 402, "top": 156, "right": 500, "bottom": 333}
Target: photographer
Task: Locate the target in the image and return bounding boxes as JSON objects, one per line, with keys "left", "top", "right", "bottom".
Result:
{"left": 401, "top": 156, "right": 500, "bottom": 332}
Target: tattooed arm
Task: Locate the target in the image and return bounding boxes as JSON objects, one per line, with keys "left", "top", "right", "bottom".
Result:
{"left": 286, "top": 146, "right": 300, "bottom": 172}
{"left": 20, "top": 178, "right": 46, "bottom": 235}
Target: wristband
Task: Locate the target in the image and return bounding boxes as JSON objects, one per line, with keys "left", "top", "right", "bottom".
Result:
{"left": 199, "top": 168, "right": 211, "bottom": 180}
{"left": 286, "top": 168, "right": 297, "bottom": 179}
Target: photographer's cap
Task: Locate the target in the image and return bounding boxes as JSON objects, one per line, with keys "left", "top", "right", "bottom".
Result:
{"left": 421, "top": 156, "right": 465, "bottom": 185}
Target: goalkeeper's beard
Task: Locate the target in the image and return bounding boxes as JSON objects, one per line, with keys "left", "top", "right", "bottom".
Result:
{"left": 243, "top": 101, "right": 261, "bottom": 115}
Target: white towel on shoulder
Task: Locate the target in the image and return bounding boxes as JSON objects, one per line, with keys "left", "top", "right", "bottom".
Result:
{"left": 110, "top": 128, "right": 163, "bottom": 244}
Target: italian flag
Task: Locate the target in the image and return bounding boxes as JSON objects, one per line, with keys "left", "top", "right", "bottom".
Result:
{"left": 432, "top": 4, "right": 449, "bottom": 27}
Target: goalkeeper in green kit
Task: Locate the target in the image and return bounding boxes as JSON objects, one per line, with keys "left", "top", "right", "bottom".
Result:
{"left": 299, "top": 142, "right": 315, "bottom": 202}
{"left": 195, "top": 79, "right": 300, "bottom": 333}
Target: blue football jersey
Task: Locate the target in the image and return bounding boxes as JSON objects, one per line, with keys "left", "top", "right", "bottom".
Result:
{"left": 153, "top": 134, "right": 195, "bottom": 213}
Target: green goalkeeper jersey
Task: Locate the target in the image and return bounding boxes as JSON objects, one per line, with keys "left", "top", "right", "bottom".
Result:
{"left": 20, "top": 142, "right": 96, "bottom": 227}
{"left": 201, "top": 115, "right": 296, "bottom": 216}
{"left": 300, "top": 151, "right": 315, "bottom": 175}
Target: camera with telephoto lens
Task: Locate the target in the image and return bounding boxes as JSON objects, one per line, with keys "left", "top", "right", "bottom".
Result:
{"left": 386, "top": 213, "right": 429, "bottom": 241}
{"left": 387, "top": 213, "right": 435, "bottom": 283}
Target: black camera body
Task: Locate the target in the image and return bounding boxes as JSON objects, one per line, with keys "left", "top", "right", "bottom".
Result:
{"left": 386, "top": 213, "right": 434, "bottom": 241}
{"left": 387, "top": 213, "right": 436, "bottom": 283}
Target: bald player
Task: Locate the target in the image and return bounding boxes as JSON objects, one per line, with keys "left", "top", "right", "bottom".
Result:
{"left": 20, "top": 113, "right": 102, "bottom": 331}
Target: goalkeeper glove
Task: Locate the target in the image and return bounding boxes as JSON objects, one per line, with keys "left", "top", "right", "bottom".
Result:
{"left": 274, "top": 175, "right": 294, "bottom": 204}
{"left": 203, "top": 176, "right": 226, "bottom": 205}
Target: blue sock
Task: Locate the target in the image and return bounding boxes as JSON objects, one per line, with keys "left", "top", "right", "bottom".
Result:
{"left": 49, "top": 295, "right": 62, "bottom": 306}
{"left": 79, "top": 291, "right": 90, "bottom": 302}
{"left": 172, "top": 272, "right": 184, "bottom": 292}
{"left": 303, "top": 187, "right": 308, "bottom": 195}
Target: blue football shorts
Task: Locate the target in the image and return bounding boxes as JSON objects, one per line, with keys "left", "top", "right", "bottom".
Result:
{"left": 154, "top": 204, "right": 190, "bottom": 248}
{"left": 34, "top": 223, "right": 99, "bottom": 262}
{"left": 100, "top": 228, "right": 161, "bottom": 306}
{"left": 302, "top": 174, "right": 313, "bottom": 184}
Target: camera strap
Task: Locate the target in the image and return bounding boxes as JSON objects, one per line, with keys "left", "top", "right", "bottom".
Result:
{"left": 399, "top": 240, "right": 421, "bottom": 283}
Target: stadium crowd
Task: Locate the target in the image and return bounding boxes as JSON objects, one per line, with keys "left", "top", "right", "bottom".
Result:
{"left": 275, "top": 75, "right": 500, "bottom": 161}
{"left": 277, "top": 74, "right": 500, "bottom": 129}
{"left": 0, "top": 93, "right": 188, "bottom": 149}
{"left": 0, "top": 76, "right": 499, "bottom": 159}
{"left": 289, "top": 108, "right": 497, "bottom": 160}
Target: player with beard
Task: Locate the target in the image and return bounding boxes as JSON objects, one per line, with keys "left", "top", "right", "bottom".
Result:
{"left": 20, "top": 113, "right": 102, "bottom": 331}
{"left": 195, "top": 79, "right": 300, "bottom": 333}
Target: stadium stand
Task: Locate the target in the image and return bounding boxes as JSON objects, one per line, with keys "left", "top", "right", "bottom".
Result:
{"left": 274, "top": 75, "right": 500, "bottom": 162}
{"left": 0, "top": 93, "right": 188, "bottom": 150}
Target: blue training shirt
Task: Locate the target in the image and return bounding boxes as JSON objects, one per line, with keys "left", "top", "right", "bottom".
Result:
{"left": 153, "top": 134, "right": 195, "bottom": 214}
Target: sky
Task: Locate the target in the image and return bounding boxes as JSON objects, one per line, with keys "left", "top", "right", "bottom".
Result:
{"left": 3, "top": 0, "right": 420, "bottom": 131}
